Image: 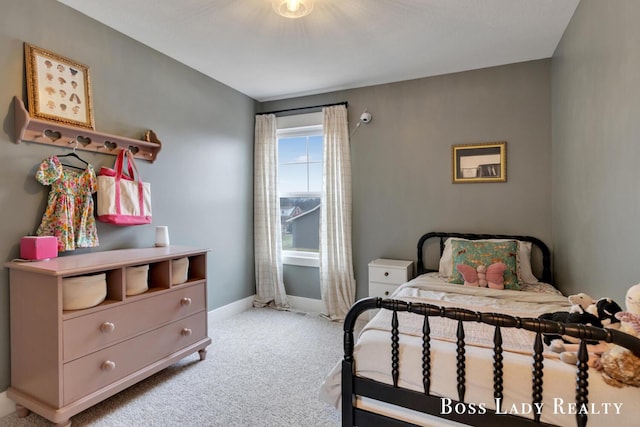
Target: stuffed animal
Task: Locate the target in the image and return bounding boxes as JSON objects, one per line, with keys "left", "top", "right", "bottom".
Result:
{"left": 549, "top": 297, "right": 623, "bottom": 366}
{"left": 538, "top": 310, "right": 603, "bottom": 346}
{"left": 456, "top": 263, "right": 506, "bottom": 289}
{"left": 614, "top": 285, "right": 640, "bottom": 334}
{"left": 568, "top": 293, "right": 596, "bottom": 314}
{"left": 539, "top": 292, "right": 601, "bottom": 348}
{"left": 587, "top": 297, "right": 623, "bottom": 329}
{"left": 595, "top": 283, "right": 640, "bottom": 387}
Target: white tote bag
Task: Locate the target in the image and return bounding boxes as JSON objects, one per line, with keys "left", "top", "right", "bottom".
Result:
{"left": 97, "top": 149, "right": 151, "bottom": 226}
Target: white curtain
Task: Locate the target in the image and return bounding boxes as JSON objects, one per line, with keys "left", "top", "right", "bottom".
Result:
{"left": 320, "top": 105, "right": 356, "bottom": 320}
{"left": 253, "top": 114, "right": 290, "bottom": 309}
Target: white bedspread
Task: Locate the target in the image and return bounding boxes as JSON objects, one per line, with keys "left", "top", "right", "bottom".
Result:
{"left": 320, "top": 274, "right": 640, "bottom": 427}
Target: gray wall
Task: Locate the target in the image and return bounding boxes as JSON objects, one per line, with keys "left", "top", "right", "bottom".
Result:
{"left": 0, "top": 0, "right": 256, "bottom": 391}
{"left": 263, "top": 60, "right": 552, "bottom": 301}
{"left": 552, "top": 0, "right": 640, "bottom": 304}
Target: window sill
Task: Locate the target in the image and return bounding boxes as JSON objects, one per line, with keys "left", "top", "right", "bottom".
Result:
{"left": 282, "top": 252, "right": 319, "bottom": 268}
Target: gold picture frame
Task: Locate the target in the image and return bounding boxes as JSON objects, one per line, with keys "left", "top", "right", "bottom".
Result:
{"left": 452, "top": 141, "right": 507, "bottom": 183}
{"left": 24, "top": 43, "right": 95, "bottom": 129}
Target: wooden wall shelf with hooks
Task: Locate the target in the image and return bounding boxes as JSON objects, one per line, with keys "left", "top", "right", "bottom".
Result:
{"left": 13, "top": 96, "right": 161, "bottom": 162}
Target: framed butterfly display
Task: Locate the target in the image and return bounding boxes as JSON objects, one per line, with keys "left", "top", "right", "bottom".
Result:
{"left": 452, "top": 141, "right": 506, "bottom": 183}
{"left": 24, "top": 43, "right": 95, "bottom": 129}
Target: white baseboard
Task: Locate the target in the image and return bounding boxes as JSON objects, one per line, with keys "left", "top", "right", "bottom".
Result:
{"left": 207, "top": 295, "right": 255, "bottom": 322}
{"left": 0, "top": 295, "right": 324, "bottom": 419}
{"left": 0, "top": 390, "right": 14, "bottom": 419}
{"left": 287, "top": 295, "right": 325, "bottom": 314}
{"left": 208, "top": 294, "right": 325, "bottom": 318}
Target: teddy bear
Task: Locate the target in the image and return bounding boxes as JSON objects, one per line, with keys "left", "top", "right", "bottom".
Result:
{"left": 594, "top": 283, "right": 640, "bottom": 387}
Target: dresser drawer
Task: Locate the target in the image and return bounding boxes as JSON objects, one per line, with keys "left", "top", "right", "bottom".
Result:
{"left": 63, "top": 311, "right": 206, "bottom": 405}
{"left": 63, "top": 283, "right": 205, "bottom": 362}
{"left": 369, "top": 282, "right": 400, "bottom": 298}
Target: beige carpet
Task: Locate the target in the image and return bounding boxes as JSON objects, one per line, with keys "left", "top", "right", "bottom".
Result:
{"left": 0, "top": 308, "right": 344, "bottom": 426}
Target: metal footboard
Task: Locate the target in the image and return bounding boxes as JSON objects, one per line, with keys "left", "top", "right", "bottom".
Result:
{"left": 342, "top": 297, "right": 640, "bottom": 427}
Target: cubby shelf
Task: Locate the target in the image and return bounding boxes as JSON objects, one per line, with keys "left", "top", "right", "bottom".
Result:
{"left": 13, "top": 96, "right": 161, "bottom": 162}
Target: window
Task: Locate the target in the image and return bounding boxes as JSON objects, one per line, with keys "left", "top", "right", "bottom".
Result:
{"left": 277, "top": 113, "right": 322, "bottom": 267}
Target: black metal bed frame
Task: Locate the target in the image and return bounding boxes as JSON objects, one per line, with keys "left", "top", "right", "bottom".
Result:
{"left": 341, "top": 232, "right": 640, "bottom": 427}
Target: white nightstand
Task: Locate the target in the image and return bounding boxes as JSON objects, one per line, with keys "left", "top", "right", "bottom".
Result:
{"left": 368, "top": 258, "right": 414, "bottom": 298}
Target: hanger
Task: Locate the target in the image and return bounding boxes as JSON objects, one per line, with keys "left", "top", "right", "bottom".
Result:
{"left": 59, "top": 140, "right": 89, "bottom": 170}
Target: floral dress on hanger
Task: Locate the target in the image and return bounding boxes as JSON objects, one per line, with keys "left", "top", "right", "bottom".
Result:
{"left": 36, "top": 156, "right": 99, "bottom": 251}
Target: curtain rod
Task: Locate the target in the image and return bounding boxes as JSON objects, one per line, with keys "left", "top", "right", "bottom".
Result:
{"left": 256, "top": 101, "right": 348, "bottom": 116}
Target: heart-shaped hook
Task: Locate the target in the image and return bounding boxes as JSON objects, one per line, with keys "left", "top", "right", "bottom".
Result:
{"left": 128, "top": 146, "right": 140, "bottom": 155}
{"left": 44, "top": 129, "right": 62, "bottom": 142}
{"left": 104, "top": 141, "right": 117, "bottom": 151}
{"left": 76, "top": 135, "right": 92, "bottom": 146}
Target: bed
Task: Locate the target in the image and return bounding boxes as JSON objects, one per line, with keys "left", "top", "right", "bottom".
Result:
{"left": 320, "top": 232, "right": 640, "bottom": 427}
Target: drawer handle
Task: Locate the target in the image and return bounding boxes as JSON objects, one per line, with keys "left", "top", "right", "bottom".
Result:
{"left": 181, "top": 328, "right": 192, "bottom": 336}
{"left": 101, "top": 360, "right": 116, "bottom": 372}
{"left": 180, "top": 297, "right": 192, "bottom": 307}
{"left": 384, "top": 272, "right": 389, "bottom": 277}
{"left": 384, "top": 291, "right": 390, "bottom": 296}
{"left": 100, "top": 322, "right": 115, "bottom": 333}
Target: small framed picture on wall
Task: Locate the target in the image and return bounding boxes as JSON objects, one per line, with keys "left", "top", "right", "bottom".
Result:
{"left": 24, "top": 43, "right": 95, "bottom": 129}
{"left": 452, "top": 141, "right": 507, "bottom": 183}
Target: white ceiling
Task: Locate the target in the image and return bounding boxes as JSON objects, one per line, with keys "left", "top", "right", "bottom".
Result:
{"left": 57, "top": 0, "right": 579, "bottom": 102}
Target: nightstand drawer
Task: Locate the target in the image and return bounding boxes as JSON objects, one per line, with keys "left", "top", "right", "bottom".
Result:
{"left": 369, "top": 282, "right": 400, "bottom": 298}
{"left": 369, "top": 267, "right": 408, "bottom": 284}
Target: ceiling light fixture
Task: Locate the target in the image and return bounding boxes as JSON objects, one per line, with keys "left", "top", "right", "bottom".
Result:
{"left": 272, "top": 0, "right": 314, "bottom": 19}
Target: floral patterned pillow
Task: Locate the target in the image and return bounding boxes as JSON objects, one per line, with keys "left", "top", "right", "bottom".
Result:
{"left": 449, "top": 240, "right": 520, "bottom": 290}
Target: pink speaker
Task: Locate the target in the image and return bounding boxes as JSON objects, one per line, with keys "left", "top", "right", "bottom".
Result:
{"left": 20, "top": 236, "right": 58, "bottom": 260}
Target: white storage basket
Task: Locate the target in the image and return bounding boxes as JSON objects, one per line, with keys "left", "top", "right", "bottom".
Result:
{"left": 126, "top": 264, "right": 149, "bottom": 296}
{"left": 63, "top": 273, "right": 107, "bottom": 310}
{"left": 171, "top": 257, "right": 189, "bottom": 285}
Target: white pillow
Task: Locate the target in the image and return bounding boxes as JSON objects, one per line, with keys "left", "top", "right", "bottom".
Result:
{"left": 438, "top": 238, "right": 539, "bottom": 283}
